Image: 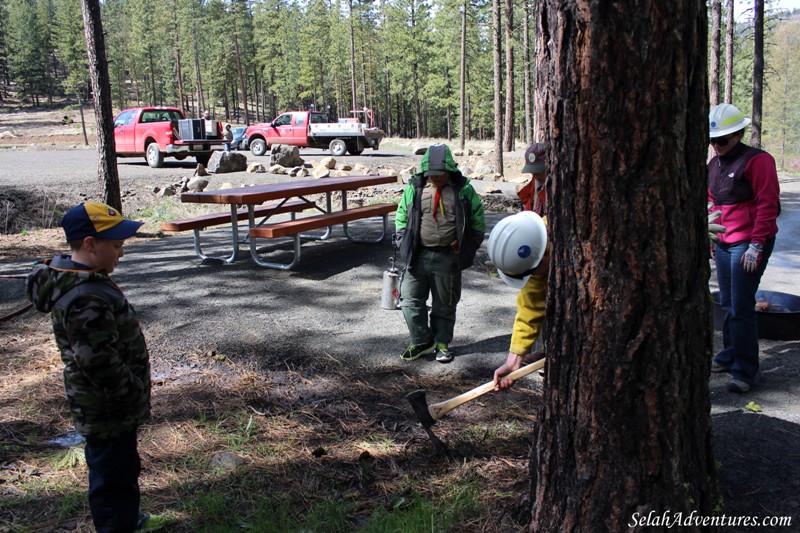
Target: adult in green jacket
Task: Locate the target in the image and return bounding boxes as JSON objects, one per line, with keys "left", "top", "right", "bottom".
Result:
{"left": 395, "top": 144, "right": 486, "bottom": 362}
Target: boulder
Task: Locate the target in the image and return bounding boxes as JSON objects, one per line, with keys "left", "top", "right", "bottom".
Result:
{"left": 187, "top": 177, "right": 209, "bottom": 192}
{"left": 159, "top": 185, "right": 177, "bottom": 197}
{"left": 353, "top": 163, "right": 372, "bottom": 175}
{"left": 194, "top": 164, "right": 208, "bottom": 177}
{"left": 320, "top": 156, "right": 337, "bottom": 169}
{"left": 269, "top": 164, "right": 287, "bottom": 175}
{"left": 413, "top": 144, "right": 428, "bottom": 155}
{"left": 207, "top": 151, "right": 248, "bottom": 173}
{"left": 337, "top": 163, "right": 353, "bottom": 171}
{"left": 247, "top": 162, "right": 266, "bottom": 173}
{"left": 313, "top": 166, "right": 330, "bottom": 179}
{"left": 270, "top": 145, "right": 304, "bottom": 167}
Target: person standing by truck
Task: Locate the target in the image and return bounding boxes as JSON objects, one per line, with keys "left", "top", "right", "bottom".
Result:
{"left": 395, "top": 144, "right": 486, "bottom": 363}
{"left": 223, "top": 123, "right": 233, "bottom": 152}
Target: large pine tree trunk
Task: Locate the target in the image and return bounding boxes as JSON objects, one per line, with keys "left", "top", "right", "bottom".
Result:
{"left": 492, "top": 0, "right": 503, "bottom": 174}
{"left": 710, "top": 0, "right": 721, "bottom": 106}
{"left": 81, "top": 0, "right": 121, "bottom": 212}
{"left": 459, "top": 0, "right": 467, "bottom": 150}
{"left": 751, "top": 0, "right": 764, "bottom": 148}
{"left": 530, "top": 1, "right": 717, "bottom": 530}
{"left": 724, "top": 0, "right": 734, "bottom": 103}
{"left": 503, "top": 0, "right": 514, "bottom": 152}
{"left": 522, "top": 0, "right": 532, "bottom": 145}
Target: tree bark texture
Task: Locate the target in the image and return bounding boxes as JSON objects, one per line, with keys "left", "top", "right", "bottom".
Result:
{"left": 522, "top": 0, "right": 532, "bottom": 145}
{"left": 81, "top": 0, "right": 121, "bottom": 212}
{"left": 492, "top": 0, "right": 503, "bottom": 174}
{"left": 459, "top": 0, "right": 467, "bottom": 150}
{"left": 724, "top": 0, "right": 734, "bottom": 103}
{"left": 750, "top": 0, "right": 764, "bottom": 148}
{"left": 503, "top": 0, "right": 515, "bottom": 152}
{"left": 710, "top": 0, "right": 721, "bottom": 106}
{"left": 531, "top": 1, "right": 717, "bottom": 531}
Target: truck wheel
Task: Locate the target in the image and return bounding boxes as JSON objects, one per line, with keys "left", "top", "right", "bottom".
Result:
{"left": 174, "top": 154, "right": 187, "bottom": 161}
{"left": 348, "top": 148, "right": 363, "bottom": 156}
{"left": 329, "top": 139, "right": 347, "bottom": 157}
{"left": 250, "top": 138, "right": 267, "bottom": 157}
{"left": 196, "top": 154, "right": 211, "bottom": 167}
{"left": 146, "top": 143, "right": 164, "bottom": 168}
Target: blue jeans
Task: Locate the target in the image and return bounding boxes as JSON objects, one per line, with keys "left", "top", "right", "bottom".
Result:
{"left": 713, "top": 239, "right": 774, "bottom": 384}
{"left": 400, "top": 247, "right": 461, "bottom": 345}
{"left": 84, "top": 431, "right": 141, "bottom": 533}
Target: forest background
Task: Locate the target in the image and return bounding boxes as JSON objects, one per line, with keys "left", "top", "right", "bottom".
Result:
{"left": 1, "top": 0, "right": 799, "bottom": 171}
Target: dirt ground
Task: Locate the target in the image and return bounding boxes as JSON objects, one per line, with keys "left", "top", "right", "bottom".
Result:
{"left": 2, "top": 102, "right": 799, "bottom": 531}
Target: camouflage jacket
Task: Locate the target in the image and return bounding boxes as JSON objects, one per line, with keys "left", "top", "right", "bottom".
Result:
{"left": 26, "top": 255, "right": 151, "bottom": 438}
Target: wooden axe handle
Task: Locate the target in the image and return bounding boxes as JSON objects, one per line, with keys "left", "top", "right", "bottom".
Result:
{"left": 428, "top": 358, "right": 546, "bottom": 421}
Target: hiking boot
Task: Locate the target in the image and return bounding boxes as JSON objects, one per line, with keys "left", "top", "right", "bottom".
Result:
{"left": 726, "top": 379, "right": 751, "bottom": 393}
{"left": 136, "top": 513, "right": 172, "bottom": 532}
{"left": 401, "top": 341, "right": 435, "bottom": 361}
{"left": 711, "top": 361, "right": 731, "bottom": 373}
{"left": 435, "top": 343, "right": 454, "bottom": 363}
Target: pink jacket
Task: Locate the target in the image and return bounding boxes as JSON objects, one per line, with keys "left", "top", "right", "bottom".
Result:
{"left": 708, "top": 148, "right": 780, "bottom": 246}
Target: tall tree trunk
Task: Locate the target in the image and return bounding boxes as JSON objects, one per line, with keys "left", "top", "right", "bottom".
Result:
{"left": 413, "top": 64, "right": 422, "bottom": 137}
{"left": 385, "top": 70, "right": 392, "bottom": 137}
{"left": 503, "top": 0, "right": 514, "bottom": 152}
{"left": 233, "top": 31, "right": 249, "bottom": 125}
{"left": 710, "top": 0, "right": 721, "bottom": 106}
{"left": 193, "top": 17, "right": 204, "bottom": 116}
{"left": 348, "top": 0, "right": 357, "bottom": 112}
{"left": 522, "top": 0, "right": 532, "bottom": 145}
{"left": 531, "top": 1, "right": 717, "bottom": 529}
{"left": 81, "top": 0, "right": 121, "bottom": 212}
{"left": 724, "top": 0, "right": 734, "bottom": 103}
{"left": 459, "top": 0, "right": 467, "bottom": 150}
{"left": 492, "top": 0, "right": 503, "bottom": 174}
{"left": 148, "top": 45, "right": 157, "bottom": 105}
{"left": 750, "top": 0, "right": 764, "bottom": 148}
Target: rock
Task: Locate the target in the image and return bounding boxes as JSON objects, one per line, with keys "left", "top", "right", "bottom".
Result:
{"left": 159, "top": 185, "right": 177, "bottom": 197}
{"left": 293, "top": 167, "right": 309, "bottom": 178}
{"left": 151, "top": 186, "right": 161, "bottom": 194}
{"left": 413, "top": 144, "right": 428, "bottom": 155}
{"left": 209, "top": 452, "right": 247, "bottom": 473}
{"left": 187, "top": 177, "right": 209, "bottom": 192}
{"left": 320, "top": 156, "right": 337, "bottom": 169}
{"left": 270, "top": 145, "right": 304, "bottom": 167}
{"left": 219, "top": 182, "right": 235, "bottom": 190}
{"left": 313, "top": 166, "right": 330, "bottom": 179}
{"left": 459, "top": 166, "right": 473, "bottom": 176}
{"left": 269, "top": 164, "right": 287, "bottom": 175}
{"left": 247, "top": 162, "right": 266, "bottom": 173}
{"left": 337, "top": 163, "right": 353, "bottom": 171}
{"left": 207, "top": 151, "right": 248, "bottom": 173}
{"left": 353, "top": 163, "right": 372, "bottom": 175}
{"left": 194, "top": 164, "right": 208, "bottom": 177}
{"left": 483, "top": 186, "right": 502, "bottom": 194}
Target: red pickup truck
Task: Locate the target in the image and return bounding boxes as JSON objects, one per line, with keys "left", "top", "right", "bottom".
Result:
{"left": 244, "top": 110, "right": 384, "bottom": 157}
{"left": 113, "top": 107, "right": 224, "bottom": 168}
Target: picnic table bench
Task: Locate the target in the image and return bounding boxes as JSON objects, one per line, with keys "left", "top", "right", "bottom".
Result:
{"left": 160, "top": 200, "right": 312, "bottom": 263}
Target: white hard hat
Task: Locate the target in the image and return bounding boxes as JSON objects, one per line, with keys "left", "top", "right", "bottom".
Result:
{"left": 487, "top": 211, "right": 547, "bottom": 288}
{"left": 709, "top": 103, "right": 751, "bottom": 138}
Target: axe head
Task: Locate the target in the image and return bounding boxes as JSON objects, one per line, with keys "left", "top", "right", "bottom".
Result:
{"left": 405, "top": 389, "right": 436, "bottom": 428}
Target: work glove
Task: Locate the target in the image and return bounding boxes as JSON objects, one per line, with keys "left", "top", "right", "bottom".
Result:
{"left": 740, "top": 243, "right": 763, "bottom": 274}
{"left": 707, "top": 209, "right": 726, "bottom": 244}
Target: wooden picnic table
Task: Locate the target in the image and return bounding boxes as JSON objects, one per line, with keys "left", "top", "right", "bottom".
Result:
{"left": 176, "top": 174, "right": 398, "bottom": 269}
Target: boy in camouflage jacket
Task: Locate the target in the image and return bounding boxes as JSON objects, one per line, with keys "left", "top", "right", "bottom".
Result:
{"left": 26, "top": 202, "right": 156, "bottom": 533}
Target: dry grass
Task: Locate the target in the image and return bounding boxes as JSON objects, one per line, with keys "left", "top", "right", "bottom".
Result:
{"left": 0, "top": 305, "right": 542, "bottom": 532}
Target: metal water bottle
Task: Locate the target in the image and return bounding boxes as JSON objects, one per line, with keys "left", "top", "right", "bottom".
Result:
{"left": 381, "top": 257, "right": 401, "bottom": 310}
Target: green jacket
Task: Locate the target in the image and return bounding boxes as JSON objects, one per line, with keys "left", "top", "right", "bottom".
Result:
{"left": 395, "top": 171, "right": 486, "bottom": 270}
{"left": 26, "top": 255, "right": 151, "bottom": 438}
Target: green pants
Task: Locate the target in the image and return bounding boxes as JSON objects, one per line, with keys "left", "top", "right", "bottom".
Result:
{"left": 400, "top": 248, "right": 462, "bottom": 345}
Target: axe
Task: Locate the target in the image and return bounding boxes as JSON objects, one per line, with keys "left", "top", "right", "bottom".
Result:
{"left": 406, "top": 358, "right": 546, "bottom": 433}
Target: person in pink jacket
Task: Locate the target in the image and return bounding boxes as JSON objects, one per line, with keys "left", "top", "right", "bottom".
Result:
{"left": 707, "top": 103, "right": 780, "bottom": 393}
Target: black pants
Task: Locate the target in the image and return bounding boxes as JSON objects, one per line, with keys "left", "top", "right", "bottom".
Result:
{"left": 84, "top": 431, "right": 141, "bottom": 533}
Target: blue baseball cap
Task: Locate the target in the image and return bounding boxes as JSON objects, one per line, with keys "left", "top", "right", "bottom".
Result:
{"left": 62, "top": 202, "right": 144, "bottom": 242}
